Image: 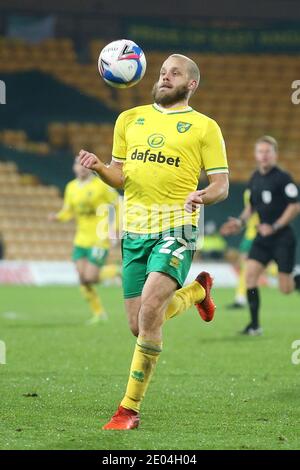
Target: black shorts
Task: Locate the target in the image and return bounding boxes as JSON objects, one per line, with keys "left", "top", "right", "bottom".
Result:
{"left": 248, "top": 227, "right": 296, "bottom": 274}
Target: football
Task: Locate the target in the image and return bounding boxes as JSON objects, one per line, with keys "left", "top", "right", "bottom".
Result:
{"left": 98, "top": 39, "right": 146, "bottom": 88}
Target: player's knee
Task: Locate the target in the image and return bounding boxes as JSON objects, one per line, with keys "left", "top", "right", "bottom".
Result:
{"left": 279, "top": 284, "right": 293, "bottom": 295}
{"left": 130, "top": 326, "right": 139, "bottom": 337}
{"left": 139, "top": 299, "right": 163, "bottom": 332}
{"left": 128, "top": 319, "right": 139, "bottom": 337}
{"left": 82, "top": 276, "right": 98, "bottom": 285}
{"left": 140, "top": 299, "right": 159, "bottom": 318}
{"left": 246, "top": 277, "right": 258, "bottom": 289}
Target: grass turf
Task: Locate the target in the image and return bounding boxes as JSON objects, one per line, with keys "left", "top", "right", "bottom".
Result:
{"left": 0, "top": 284, "right": 299, "bottom": 450}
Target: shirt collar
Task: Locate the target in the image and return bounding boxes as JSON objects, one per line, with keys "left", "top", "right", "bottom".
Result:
{"left": 153, "top": 102, "right": 193, "bottom": 114}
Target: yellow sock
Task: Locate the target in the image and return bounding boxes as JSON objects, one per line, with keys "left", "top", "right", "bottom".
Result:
{"left": 266, "top": 261, "right": 278, "bottom": 277}
{"left": 121, "top": 336, "right": 162, "bottom": 412}
{"left": 99, "top": 264, "right": 121, "bottom": 282}
{"left": 80, "top": 284, "right": 104, "bottom": 316}
{"left": 164, "top": 281, "right": 205, "bottom": 321}
{"left": 235, "top": 261, "right": 246, "bottom": 303}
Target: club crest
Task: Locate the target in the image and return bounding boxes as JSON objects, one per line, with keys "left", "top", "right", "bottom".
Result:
{"left": 177, "top": 121, "right": 192, "bottom": 133}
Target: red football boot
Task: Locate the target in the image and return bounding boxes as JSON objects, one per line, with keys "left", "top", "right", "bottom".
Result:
{"left": 102, "top": 406, "right": 140, "bottom": 430}
{"left": 195, "top": 271, "right": 216, "bottom": 322}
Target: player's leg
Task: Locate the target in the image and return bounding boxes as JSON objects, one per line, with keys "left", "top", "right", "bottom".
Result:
{"left": 83, "top": 260, "right": 100, "bottom": 283}
{"left": 278, "top": 273, "right": 294, "bottom": 294}
{"left": 75, "top": 257, "right": 86, "bottom": 284}
{"left": 74, "top": 246, "right": 108, "bottom": 322}
{"left": 235, "top": 253, "right": 248, "bottom": 305}
{"left": 103, "top": 228, "right": 212, "bottom": 429}
{"left": 124, "top": 297, "right": 141, "bottom": 337}
{"left": 121, "top": 234, "right": 151, "bottom": 337}
{"left": 274, "top": 229, "right": 297, "bottom": 295}
{"left": 86, "top": 248, "right": 109, "bottom": 322}
{"left": 242, "top": 236, "right": 272, "bottom": 335}
{"left": 103, "top": 271, "right": 176, "bottom": 430}
{"left": 79, "top": 261, "right": 107, "bottom": 321}
{"left": 122, "top": 235, "right": 211, "bottom": 328}
{"left": 99, "top": 264, "right": 122, "bottom": 284}
{"left": 76, "top": 258, "right": 102, "bottom": 317}
{"left": 231, "top": 253, "right": 249, "bottom": 309}
{"left": 164, "top": 277, "right": 206, "bottom": 321}
{"left": 227, "top": 238, "right": 252, "bottom": 309}
{"left": 148, "top": 230, "right": 210, "bottom": 322}
{"left": 121, "top": 245, "right": 205, "bottom": 334}
{"left": 244, "top": 259, "right": 265, "bottom": 334}
{"left": 120, "top": 272, "right": 176, "bottom": 410}
{"left": 74, "top": 250, "right": 100, "bottom": 318}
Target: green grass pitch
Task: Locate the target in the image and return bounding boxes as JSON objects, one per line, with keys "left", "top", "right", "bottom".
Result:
{"left": 0, "top": 284, "right": 299, "bottom": 450}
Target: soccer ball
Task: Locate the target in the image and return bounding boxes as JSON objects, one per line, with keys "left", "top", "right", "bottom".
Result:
{"left": 98, "top": 39, "right": 146, "bottom": 88}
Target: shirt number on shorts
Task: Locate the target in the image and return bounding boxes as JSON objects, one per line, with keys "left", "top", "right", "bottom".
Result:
{"left": 91, "top": 247, "right": 105, "bottom": 259}
{"left": 159, "top": 237, "right": 187, "bottom": 260}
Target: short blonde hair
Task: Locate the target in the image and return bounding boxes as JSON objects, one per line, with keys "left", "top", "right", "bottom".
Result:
{"left": 170, "top": 54, "right": 200, "bottom": 84}
{"left": 255, "top": 135, "right": 278, "bottom": 153}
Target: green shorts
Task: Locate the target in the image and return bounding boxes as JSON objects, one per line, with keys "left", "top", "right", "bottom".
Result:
{"left": 72, "top": 245, "right": 109, "bottom": 267}
{"left": 239, "top": 237, "right": 253, "bottom": 254}
{"left": 122, "top": 225, "right": 197, "bottom": 299}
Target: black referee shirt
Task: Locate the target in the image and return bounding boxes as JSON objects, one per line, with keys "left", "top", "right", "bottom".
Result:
{"left": 248, "top": 166, "right": 299, "bottom": 225}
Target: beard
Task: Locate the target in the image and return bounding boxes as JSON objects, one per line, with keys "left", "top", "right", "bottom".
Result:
{"left": 152, "top": 82, "right": 190, "bottom": 106}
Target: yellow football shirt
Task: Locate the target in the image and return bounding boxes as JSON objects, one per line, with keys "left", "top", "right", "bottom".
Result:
{"left": 243, "top": 188, "right": 259, "bottom": 240}
{"left": 56, "top": 176, "right": 119, "bottom": 248}
{"left": 112, "top": 103, "right": 228, "bottom": 234}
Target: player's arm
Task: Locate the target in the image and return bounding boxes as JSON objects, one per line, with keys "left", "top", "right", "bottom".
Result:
{"left": 185, "top": 173, "right": 229, "bottom": 212}
{"left": 259, "top": 204, "right": 300, "bottom": 236}
{"left": 102, "top": 186, "right": 122, "bottom": 236}
{"left": 79, "top": 151, "right": 124, "bottom": 189}
{"left": 48, "top": 185, "right": 74, "bottom": 222}
{"left": 258, "top": 203, "right": 300, "bottom": 237}
{"left": 272, "top": 177, "right": 300, "bottom": 231}
{"left": 185, "top": 118, "right": 229, "bottom": 212}
{"left": 220, "top": 203, "right": 253, "bottom": 236}
{"left": 79, "top": 112, "right": 127, "bottom": 189}
{"left": 272, "top": 203, "right": 300, "bottom": 229}
{"left": 220, "top": 181, "right": 256, "bottom": 236}
{"left": 259, "top": 175, "right": 300, "bottom": 236}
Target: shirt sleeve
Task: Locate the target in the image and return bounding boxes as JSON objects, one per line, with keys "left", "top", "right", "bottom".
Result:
{"left": 56, "top": 184, "right": 74, "bottom": 222}
{"left": 112, "top": 112, "right": 127, "bottom": 162}
{"left": 98, "top": 185, "right": 121, "bottom": 234}
{"left": 247, "top": 172, "right": 258, "bottom": 208}
{"left": 103, "top": 185, "right": 119, "bottom": 205}
{"left": 281, "top": 172, "right": 300, "bottom": 203}
{"left": 201, "top": 119, "right": 228, "bottom": 175}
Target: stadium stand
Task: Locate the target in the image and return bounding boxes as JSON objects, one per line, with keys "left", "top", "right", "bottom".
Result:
{"left": 0, "top": 160, "right": 120, "bottom": 263}
{"left": 1, "top": 37, "right": 299, "bottom": 179}
{"left": 0, "top": 161, "right": 74, "bottom": 260}
{"left": 1, "top": 37, "right": 300, "bottom": 261}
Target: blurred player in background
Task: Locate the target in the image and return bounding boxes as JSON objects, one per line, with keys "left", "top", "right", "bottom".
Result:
{"left": 225, "top": 189, "right": 259, "bottom": 309}
{"left": 48, "top": 156, "right": 120, "bottom": 324}
{"left": 80, "top": 54, "right": 229, "bottom": 429}
{"left": 221, "top": 136, "right": 300, "bottom": 335}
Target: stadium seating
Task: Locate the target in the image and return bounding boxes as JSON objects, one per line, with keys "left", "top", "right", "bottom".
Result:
{"left": 0, "top": 129, "right": 51, "bottom": 155}
{"left": 0, "top": 160, "right": 121, "bottom": 262}
{"left": 1, "top": 38, "right": 300, "bottom": 261}
{"left": 1, "top": 37, "right": 299, "bottom": 179}
{"left": 0, "top": 161, "right": 74, "bottom": 260}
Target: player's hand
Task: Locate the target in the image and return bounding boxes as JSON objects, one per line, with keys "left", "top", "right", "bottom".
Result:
{"left": 220, "top": 217, "right": 243, "bottom": 235}
{"left": 47, "top": 212, "right": 57, "bottom": 222}
{"left": 78, "top": 149, "right": 103, "bottom": 172}
{"left": 257, "top": 223, "right": 274, "bottom": 237}
{"left": 184, "top": 190, "right": 206, "bottom": 213}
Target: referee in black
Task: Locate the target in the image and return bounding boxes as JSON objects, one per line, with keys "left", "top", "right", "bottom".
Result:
{"left": 221, "top": 136, "right": 300, "bottom": 335}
